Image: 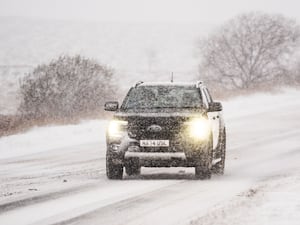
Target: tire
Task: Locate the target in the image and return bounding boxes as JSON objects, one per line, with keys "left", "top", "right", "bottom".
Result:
{"left": 195, "top": 164, "right": 212, "bottom": 180}
{"left": 212, "top": 128, "right": 226, "bottom": 175}
{"left": 125, "top": 159, "right": 141, "bottom": 176}
{"left": 194, "top": 136, "right": 213, "bottom": 180}
{"left": 106, "top": 155, "right": 123, "bottom": 179}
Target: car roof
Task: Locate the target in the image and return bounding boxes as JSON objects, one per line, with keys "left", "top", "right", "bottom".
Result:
{"left": 135, "top": 81, "right": 201, "bottom": 88}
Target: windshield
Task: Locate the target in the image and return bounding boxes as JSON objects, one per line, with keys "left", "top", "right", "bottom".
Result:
{"left": 121, "top": 86, "right": 202, "bottom": 109}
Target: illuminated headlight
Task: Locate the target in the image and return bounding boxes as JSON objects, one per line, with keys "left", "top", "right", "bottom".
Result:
{"left": 185, "top": 118, "right": 211, "bottom": 140}
{"left": 107, "top": 120, "right": 128, "bottom": 138}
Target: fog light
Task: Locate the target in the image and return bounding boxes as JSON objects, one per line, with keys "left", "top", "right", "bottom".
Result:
{"left": 110, "top": 144, "right": 120, "bottom": 151}
{"left": 128, "top": 145, "right": 140, "bottom": 152}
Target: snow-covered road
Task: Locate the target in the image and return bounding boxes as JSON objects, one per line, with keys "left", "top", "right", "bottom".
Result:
{"left": 0, "top": 89, "right": 300, "bottom": 225}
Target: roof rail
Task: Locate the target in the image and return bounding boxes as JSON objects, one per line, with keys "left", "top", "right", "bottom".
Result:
{"left": 135, "top": 81, "right": 144, "bottom": 87}
{"left": 196, "top": 80, "right": 203, "bottom": 88}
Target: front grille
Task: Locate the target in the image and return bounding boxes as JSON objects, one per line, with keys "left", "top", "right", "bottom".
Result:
{"left": 127, "top": 116, "right": 187, "bottom": 153}
{"left": 128, "top": 116, "right": 184, "bottom": 140}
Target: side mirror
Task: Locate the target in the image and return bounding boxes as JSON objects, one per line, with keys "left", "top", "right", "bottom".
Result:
{"left": 104, "top": 101, "right": 119, "bottom": 111}
{"left": 208, "top": 102, "right": 222, "bottom": 112}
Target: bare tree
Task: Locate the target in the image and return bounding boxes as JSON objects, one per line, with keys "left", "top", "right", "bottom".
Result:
{"left": 19, "top": 55, "right": 115, "bottom": 120}
{"left": 198, "top": 12, "right": 300, "bottom": 90}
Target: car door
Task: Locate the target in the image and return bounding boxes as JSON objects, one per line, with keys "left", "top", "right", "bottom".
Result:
{"left": 202, "top": 87, "right": 220, "bottom": 150}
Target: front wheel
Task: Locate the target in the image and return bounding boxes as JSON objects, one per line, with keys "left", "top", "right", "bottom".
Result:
{"left": 106, "top": 156, "right": 123, "bottom": 179}
{"left": 195, "top": 159, "right": 212, "bottom": 180}
{"left": 195, "top": 137, "right": 213, "bottom": 180}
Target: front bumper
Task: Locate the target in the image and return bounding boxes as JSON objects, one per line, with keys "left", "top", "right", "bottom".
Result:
{"left": 125, "top": 151, "right": 189, "bottom": 167}
{"left": 107, "top": 134, "right": 212, "bottom": 167}
{"left": 125, "top": 152, "right": 186, "bottom": 160}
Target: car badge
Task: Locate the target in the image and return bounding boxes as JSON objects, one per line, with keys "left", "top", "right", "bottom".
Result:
{"left": 147, "top": 124, "right": 162, "bottom": 132}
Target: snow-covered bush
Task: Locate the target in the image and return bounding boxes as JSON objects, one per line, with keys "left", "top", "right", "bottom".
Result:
{"left": 18, "top": 55, "right": 115, "bottom": 120}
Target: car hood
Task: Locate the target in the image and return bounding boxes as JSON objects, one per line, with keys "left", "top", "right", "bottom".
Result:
{"left": 114, "top": 108, "right": 206, "bottom": 120}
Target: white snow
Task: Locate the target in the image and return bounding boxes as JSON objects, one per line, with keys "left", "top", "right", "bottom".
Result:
{"left": 190, "top": 175, "right": 300, "bottom": 225}
{"left": 0, "top": 88, "right": 300, "bottom": 225}
{"left": 0, "top": 120, "right": 108, "bottom": 159}
{"left": 2, "top": 180, "right": 180, "bottom": 225}
{"left": 222, "top": 88, "right": 300, "bottom": 119}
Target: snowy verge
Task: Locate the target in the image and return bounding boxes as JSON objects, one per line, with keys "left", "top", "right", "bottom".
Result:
{"left": 190, "top": 173, "right": 300, "bottom": 225}
{"left": 0, "top": 120, "right": 108, "bottom": 159}
{"left": 222, "top": 88, "right": 300, "bottom": 119}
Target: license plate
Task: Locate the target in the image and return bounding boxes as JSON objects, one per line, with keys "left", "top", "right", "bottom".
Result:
{"left": 140, "top": 140, "right": 169, "bottom": 147}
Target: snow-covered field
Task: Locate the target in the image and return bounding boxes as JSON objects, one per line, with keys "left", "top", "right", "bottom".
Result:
{"left": 0, "top": 89, "right": 300, "bottom": 225}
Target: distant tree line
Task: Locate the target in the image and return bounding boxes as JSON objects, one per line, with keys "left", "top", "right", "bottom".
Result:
{"left": 197, "top": 12, "right": 300, "bottom": 94}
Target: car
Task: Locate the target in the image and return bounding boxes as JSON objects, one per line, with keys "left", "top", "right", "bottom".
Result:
{"left": 104, "top": 81, "right": 226, "bottom": 179}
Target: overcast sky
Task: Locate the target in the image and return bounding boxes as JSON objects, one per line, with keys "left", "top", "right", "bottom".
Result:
{"left": 0, "top": 0, "right": 299, "bottom": 23}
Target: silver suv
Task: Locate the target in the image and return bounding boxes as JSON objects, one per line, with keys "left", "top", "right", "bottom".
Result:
{"left": 104, "top": 81, "right": 226, "bottom": 179}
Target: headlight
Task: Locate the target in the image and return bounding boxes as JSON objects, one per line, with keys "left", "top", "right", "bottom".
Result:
{"left": 107, "top": 120, "right": 128, "bottom": 138}
{"left": 185, "top": 118, "right": 211, "bottom": 140}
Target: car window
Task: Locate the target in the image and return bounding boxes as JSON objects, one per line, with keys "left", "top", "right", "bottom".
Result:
{"left": 122, "top": 86, "right": 203, "bottom": 109}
